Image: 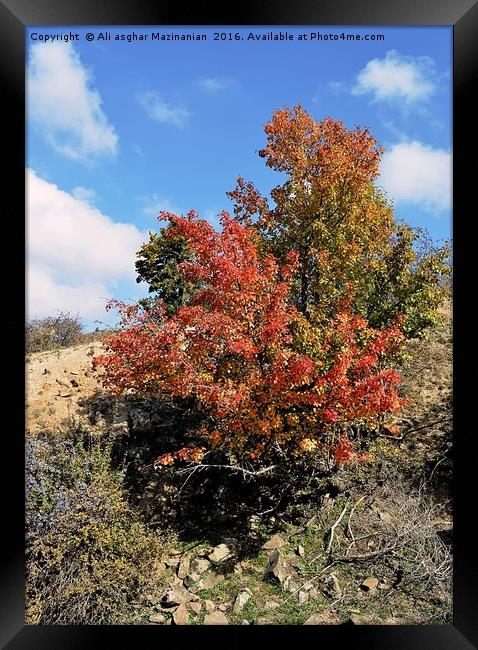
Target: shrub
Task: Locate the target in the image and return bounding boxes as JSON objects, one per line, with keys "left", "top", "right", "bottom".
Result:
{"left": 26, "top": 433, "right": 166, "bottom": 624}
{"left": 25, "top": 311, "right": 83, "bottom": 353}
{"left": 94, "top": 212, "right": 406, "bottom": 471}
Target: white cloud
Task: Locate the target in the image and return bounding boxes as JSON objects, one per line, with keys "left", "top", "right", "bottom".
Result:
{"left": 72, "top": 186, "right": 97, "bottom": 203}
{"left": 28, "top": 43, "right": 118, "bottom": 162}
{"left": 27, "top": 169, "right": 146, "bottom": 320}
{"left": 379, "top": 141, "right": 451, "bottom": 213}
{"left": 353, "top": 50, "right": 435, "bottom": 104}
{"left": 137, "top": 91, "right": 191, "bottom": 127}
{"left": 196, "top": 77, "right": 232, "bottom": 94}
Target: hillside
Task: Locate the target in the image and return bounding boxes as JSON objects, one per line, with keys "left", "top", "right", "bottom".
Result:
{"left": 25, "top": 307, "right": 452, "bottom": 625}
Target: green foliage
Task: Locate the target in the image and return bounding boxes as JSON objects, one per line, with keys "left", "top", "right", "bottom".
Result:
{"left": 26, "top": 433, "right": 166, "bottom": 624}
{"left": 135, "top": 224, "right": 199, "bottom": 314}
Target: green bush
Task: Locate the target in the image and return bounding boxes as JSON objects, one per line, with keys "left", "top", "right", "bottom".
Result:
{"left": 26, "top": 433, "right": 167, "bottom": 624}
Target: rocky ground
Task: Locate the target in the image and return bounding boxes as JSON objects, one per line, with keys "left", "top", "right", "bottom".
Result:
{"left": 25, "top": 307, "right": 452, "bottom": 625}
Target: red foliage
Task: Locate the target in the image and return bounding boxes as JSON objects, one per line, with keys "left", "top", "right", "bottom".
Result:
{"left": 94, "top": 211, "right": 405, "bottom": 466}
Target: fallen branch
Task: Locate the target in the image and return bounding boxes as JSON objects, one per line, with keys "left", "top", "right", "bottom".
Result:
{"left": 326, "top": 501, "right": 349, "bottom": 554}
{"left": 405, "top": 417, "right": 451, "bottom": 435}
{"left": 175, "top": 463, "right": 276, "bottom": 478}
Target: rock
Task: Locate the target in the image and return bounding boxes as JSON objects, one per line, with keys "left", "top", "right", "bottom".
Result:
{"left": 304, "top": 612, "right": 338, "bottom": 625}
{"left": 58, "top": 392, "right": 73, "bottom": 398}
{"left": 183, "top": 573, "right": 201, "bottom": 588}
{"left": 324, "top": 573, "right": 342, "bottom": 599}
{"left": 282, "top": 574, "right": 300, "bottom": 593}
{"left": 208, "top": 544, "right": 232, "bottom": 563}
{"left": 262, "top": 534, "right": 286, "bottom": 550}
{"left": 164, "top": 557, "right": 180, "bottom": 568}
{"left": 160, "top": 586, "right": 199, "bottom": 606}
{"left": 172, "top": 603, "right": 190, "bottom": 625}
{"left": 204, "top": 600, "right": 216, "bottom": 613}
{"left": 297, "top": 590, "right": 309, "bottom": 604}
{"left": 264, "top": 549, "right": 290, "bottom": 586}
{"left": 198, "top": 572, "right": 225, "bottom": 590}
{"left": 361, "top": 577, "right": 379, "bottom": 592}
{"left": 233, "top": 562, "right": 243, "bottom": 575}
{"left": 308, "top": 587, "right": 319, "bottom": 599}
{"left": 349, "top": 613, "right": 373, "bottom": 625}
{"left": 233, "top": 590, "right": 252, "bottom": 613}
{"left": 241, "top": 620, "right": 250, "bottom": 625}
{"left": 296, "top": 544, "right": 305, "bottom": 558}
{"left": 379, "top": 511, "right": 393, "bottom": 523}
{"left": 190, "top": 558, "right": 210, "bottom": 574}
{"left": 204, "top": 610, "right": 229, "bottom": 625}
{"left": 217, "top": 604, "right": 228, "bottom": 612}
{"left": 177, "top": 555, "right": 191, "bottom": 579}
{"left": 149, "top": 612, "right": 166, "bottom": 624}
{"left": 265, "top": 600, "right": 280, "bottom": 610}
{"left": 197, "top": 547, "right": 213, "bottom": 558}
{"left": 187, "top": 601, "right": 202, "bottom": 615}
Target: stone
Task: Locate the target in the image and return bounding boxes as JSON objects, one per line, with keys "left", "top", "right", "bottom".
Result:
{"left": 241, "top": 620, "right": 250, "bottom": 625}
{"left": 204, "top": 600, "right": 216, "bottom": 612}
{"left": 198, "top": 572, "right": 225, "bottom": 590}
{"left": 208, "top": 544, "right": 232, "bottom": 563}
{"left": 177, "top": 554, "right": 191, "bottom": 579}
{"left": 296, "top": 544, "right": 305, "bottom": 558}
{"left": 217, "top": 604, "right": 228, "bottom": 612}
{"left": 172, "top": 603, "right": 190, "bottom": 625}
{"left": 264, "top": 549, "right": 290, "bottom": 586}
{"left": 379, "top": 511, "right": 393, "bottom": 523}
{"left": 361, "top": 577, "right": 379, "bottom": 592}
{"left": 324, "top": 573, "right": 342, "bottom": 599}
{"left": 298, "top": 590, "right": 309, "bottom": 604}
{"left": 197, "top": 547, "right": 213, "bottom": 557}
{"left": 304, "top": 613, "right": 332, "bottom": 625}
{"left": 204, "top": 610, "right": 229, "bottom": 625}
{"left": 160, "top": 586, "right": 198, "bottom": 606}
{"left": 283, "top": 576, "right": 300, "bottom": 593}
{"left": 149, "top": 612, "right": 166, "bottom": 624}
{"left": 187, "top": 601, "right": 202, "bottom": 615}
{"left": 308, "top": 587, "right": 319, "bottom": 600}
{"left": 164, "top": 557, "right": 180, "bottom": 567}
{"left": 262, "top": 534, "right": 286, "bottom": 550}
{"left": 265, "top": 600, "right": 280, "bottom": 610}
{"left": 190, "top": 558, "right": 210, "bottom": 574}
{"left": 233, "top": 590, "right": 251, "bottom": 613}
{"left": 183, "top": 573, "right": 201, "bottom": 588}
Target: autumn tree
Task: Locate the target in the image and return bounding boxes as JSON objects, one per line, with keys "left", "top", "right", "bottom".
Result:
{"left": 227, "top": 105, "right": 450, "bottom": 339}
{"left": 95, "top": 211, "right": 406, "bottom": 471}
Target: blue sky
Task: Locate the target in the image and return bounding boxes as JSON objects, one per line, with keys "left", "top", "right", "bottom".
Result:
{"left": 26, "top": 26, "right": 452, "bottom": 330}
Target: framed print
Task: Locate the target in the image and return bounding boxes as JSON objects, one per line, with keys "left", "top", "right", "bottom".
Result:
{"left": 2, "top": 0, "right": 477, "bottom": 647}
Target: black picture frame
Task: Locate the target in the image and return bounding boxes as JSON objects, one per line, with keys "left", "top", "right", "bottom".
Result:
{"left": 3, "top": 1, "right": 477, "bottom": 647}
